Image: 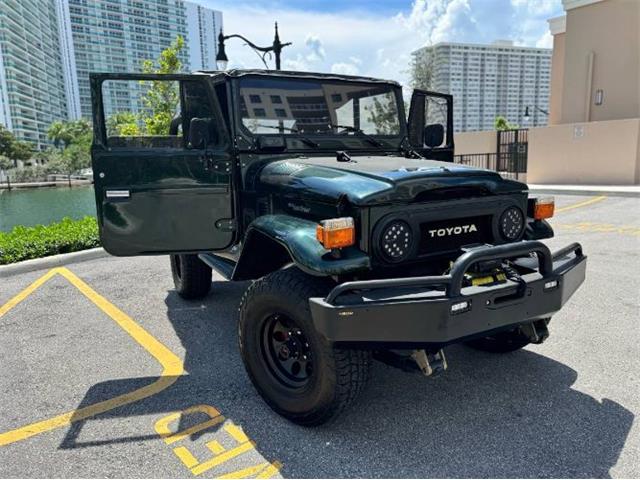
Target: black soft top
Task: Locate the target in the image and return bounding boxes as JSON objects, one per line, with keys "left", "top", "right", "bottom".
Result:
{"left": 195, "top": 68, "right": 401, "bottom": 87}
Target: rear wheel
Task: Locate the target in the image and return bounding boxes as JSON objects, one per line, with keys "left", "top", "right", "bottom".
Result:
{"left": 170, "top": 254, "right": 212, "bottom": 299}
{"left": 238, "top": 268, "right": 371, "bottom": 426}
{"left": 464, "top": 328, "right": 531, "bottom": 353}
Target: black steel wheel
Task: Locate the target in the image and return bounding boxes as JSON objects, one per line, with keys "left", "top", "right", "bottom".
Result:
{"left": 170, "top": 254, "right": 212, "bottom": 300}
{"left": 262, "top": 314, "right": 313, "bottom": 389}
{"left": 239, "top": 267, "right": 371, "bottom": 426}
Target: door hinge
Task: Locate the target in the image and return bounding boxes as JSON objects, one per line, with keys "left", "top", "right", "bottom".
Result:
{"left": 215, "top": 218, "right": 236, "bottom": 232}
{"left": 211, "top": 160, "right": 232, "bottom": 173}
{"left": 201, "top": 153, "right": 232, "bottom": 173}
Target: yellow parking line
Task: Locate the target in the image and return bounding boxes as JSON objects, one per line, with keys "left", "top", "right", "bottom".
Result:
{"left": 556, "top": 195, "right": 607, "bottom": 213}
{"left": 0, "top": 267, "right": 184, "bottom": 447}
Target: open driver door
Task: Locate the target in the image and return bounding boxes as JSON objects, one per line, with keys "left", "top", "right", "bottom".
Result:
{"left": 90, "top": 73, "right": 234, "bottom": 256}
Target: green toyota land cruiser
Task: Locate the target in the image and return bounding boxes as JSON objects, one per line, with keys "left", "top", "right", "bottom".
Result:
{"left": 90, "top": 69, "right": 586, "bottom": 425}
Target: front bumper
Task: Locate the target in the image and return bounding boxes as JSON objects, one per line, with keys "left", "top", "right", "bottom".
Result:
{"left": 309, "top": 241, "right": 586, "bottom": 347}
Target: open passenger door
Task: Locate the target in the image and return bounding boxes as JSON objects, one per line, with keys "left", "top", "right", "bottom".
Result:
{"left": 407, "top": 89, "right": 454, "bottom": 162}
{"left": 90, "top": 73, "right": 234, "bottom": 255}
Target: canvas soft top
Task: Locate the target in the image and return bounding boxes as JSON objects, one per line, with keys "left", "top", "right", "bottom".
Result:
{"left": 194, "top": 68, "right": 402, "bottom": 87}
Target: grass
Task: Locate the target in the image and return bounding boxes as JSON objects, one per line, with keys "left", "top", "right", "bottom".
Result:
{"left": 0, "top": 216, "right": 100, "bottom": 265}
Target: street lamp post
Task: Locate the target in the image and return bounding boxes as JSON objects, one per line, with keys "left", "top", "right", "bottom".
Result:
{"left": 523, "top": 105, "right": 549, "bottom": 124}
{"left": 216, "top": 22, "right": 292, "bottom": 71}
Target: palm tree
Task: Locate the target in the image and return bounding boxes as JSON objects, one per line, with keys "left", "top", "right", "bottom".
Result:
{"left": 47, "top": 121, "right": 68, "bottom": 148}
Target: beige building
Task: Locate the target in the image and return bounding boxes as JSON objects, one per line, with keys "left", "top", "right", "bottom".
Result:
{"left": 530, "top": 0, "right": 640, "bottom": 184}
{"left": 456, "top": 0, "right": 640, "bottom": 185}
{"left": 547, "top": 0, "right": 639, "bottom": 125}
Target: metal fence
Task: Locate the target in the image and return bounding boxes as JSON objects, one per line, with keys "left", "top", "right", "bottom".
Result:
{"left": 453, "top": 153, "right": 524, "bottom": 181}
{"left": 497, "top": 128, "right": 528, "bottom": 175}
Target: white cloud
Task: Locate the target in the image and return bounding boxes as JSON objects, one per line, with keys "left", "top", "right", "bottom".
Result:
{"left": 331, "top": 62, "right": 360, "bottom": 76}
{"left": 536, "top": 31, "right": 553, "bottom": 48}
{"left": 202, "top": 0, "right": 563, "bottom": 86}
{"left": 430, "top": 0, "right": 478, "bottom": 44}
{"left": 305, "top": 35, "right": 325, "bottom": 61}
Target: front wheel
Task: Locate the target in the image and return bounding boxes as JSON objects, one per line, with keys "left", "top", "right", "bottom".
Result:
{"left": 238, "top": 268, "right": 371, "bottom": 426}
{"left": 170, "top": 254, "right": 212, "bottom": 300}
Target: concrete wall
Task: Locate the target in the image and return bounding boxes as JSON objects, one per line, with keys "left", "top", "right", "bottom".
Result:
{"left": 548, "top": 31, "right": 565, "bottom": 125}
{"left": 527, "top": 118, "right": 640, "bottom": 185}
{"left": 454, "top": 130, "right": 497, "bottom": 155}
{"left": 560, "top": 0, "right": 640, "bottom": 124}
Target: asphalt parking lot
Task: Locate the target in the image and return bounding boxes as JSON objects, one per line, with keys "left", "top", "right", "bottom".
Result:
{"left": 1, "top": 194, "right": 639, "bottom": 478}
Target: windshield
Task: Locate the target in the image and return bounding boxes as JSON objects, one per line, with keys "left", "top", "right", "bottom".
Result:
{"left": 238, "top": 77, "right": 401, "bottom": 136}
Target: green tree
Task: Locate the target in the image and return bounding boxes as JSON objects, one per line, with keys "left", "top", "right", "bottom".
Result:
{"left": 0, "top": 125, "right": 16, "bottom": 158}
{"left": 47, "top": 119, "right": 91, "bottom": 148}
{"left": 106, "top": 111, "right": 141, "bottom": 137}
{"left": 410, "top": 49, "right": 435, "bottom": 91}
{"left": 0, "top": 155, "right": 11, "bottom": 171}
{"left": 0, "top": 154, "right": 12, "bottom": 182}
{"left": 47, "top": 121, "right": 68, "bottom": 148}
{"left": 59, "top": 141, "right": 91, "bottom": 187}
{"left": 494, "top": 116, "right": 518, "bottom": 131}
{"left": 365, "top": 96, "right": 400, "bottom": 135}
{"left": 0, "top": 124, "right": 32, "bottom": 167}
{"left": 139, "top": 35, "right": 184, "bottom": 135}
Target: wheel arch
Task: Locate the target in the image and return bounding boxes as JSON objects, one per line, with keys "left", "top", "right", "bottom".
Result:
{"left": 231, "top": 214, "right": 371, "bottom": 281}
{"left": 232, "top": 229, "right": 297, "bottom": 280}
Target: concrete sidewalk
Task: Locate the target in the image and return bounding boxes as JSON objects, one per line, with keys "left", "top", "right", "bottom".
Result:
{"left": 528, "top": 184, "right": 640, "bottom": 197}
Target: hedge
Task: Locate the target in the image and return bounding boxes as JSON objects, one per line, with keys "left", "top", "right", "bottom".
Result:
{"left": 0, "top": 216, "right": 100, "bottom": 265}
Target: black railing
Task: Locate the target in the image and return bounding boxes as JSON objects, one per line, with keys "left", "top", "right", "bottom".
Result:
{"left": 453, "top": 153, "right": 524, "bottom": 181}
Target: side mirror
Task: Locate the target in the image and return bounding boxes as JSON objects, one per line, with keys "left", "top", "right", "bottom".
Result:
{"left": 424, "top": 123, "right": 445, "bottom": 148}
{"left": 188, "top": 118, "right": 210, "bottom": 149}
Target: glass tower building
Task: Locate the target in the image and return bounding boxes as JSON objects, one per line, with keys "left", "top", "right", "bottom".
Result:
{"left": 0, "top": 0, "right": 223, "bottom": 147}
{"left": 68, "top": 0, "right": 221, "bottom": 117}
{"left": 0, "top": 0, "right": 73, "bottom": 148}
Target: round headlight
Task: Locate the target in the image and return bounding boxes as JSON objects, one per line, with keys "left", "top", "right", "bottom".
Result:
{"left": 380, "top": 220, "right": 413, "bottom": 262}
{"left": 499, "top": 207, "right": 524, "bottom": 240}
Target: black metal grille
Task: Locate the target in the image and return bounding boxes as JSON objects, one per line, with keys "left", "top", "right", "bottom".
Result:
{"left": 419, "top": 215, "right": 493, "bottom": 254}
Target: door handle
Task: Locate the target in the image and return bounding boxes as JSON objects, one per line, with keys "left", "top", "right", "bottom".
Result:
{"left": 105, "top": 190, "right": 130, "bottom": 199}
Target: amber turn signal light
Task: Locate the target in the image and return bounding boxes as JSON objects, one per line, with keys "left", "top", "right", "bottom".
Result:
{"left": 533, "top": 197, "right": 555, "bottom": 220}
{"left": 316, "top": 217, "right": 355, "bottom": 249}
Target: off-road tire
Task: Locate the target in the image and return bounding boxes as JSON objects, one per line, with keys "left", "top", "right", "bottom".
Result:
{"left": 465, "top": 328, "right": 531, "bottom": 353}
{"left": 238, "top": 267, "right": 371, "bottom": 426}
{"left": 170, "top": 254, "right": 212, "bottom": 300}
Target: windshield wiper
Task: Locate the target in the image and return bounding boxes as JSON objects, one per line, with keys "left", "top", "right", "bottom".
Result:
{"left": 251, "top": 124, "right": 319, "bottom": 148}
{"left": 399, "top": 134, "right": 425, "bottom": 159}
{"left": 328, "top": 124, "right": 386, "bottom": 148}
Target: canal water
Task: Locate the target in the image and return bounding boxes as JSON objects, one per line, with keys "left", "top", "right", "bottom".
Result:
{"left": 0, "top": 186, "right": 96, "bottom": 232}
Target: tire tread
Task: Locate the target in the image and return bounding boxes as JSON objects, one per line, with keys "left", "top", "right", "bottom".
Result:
{"left": 171, "top": 254, "right": 212, "bottom": 299}
{"left": 238, "top": 268, "right": 370, "bottom": 426}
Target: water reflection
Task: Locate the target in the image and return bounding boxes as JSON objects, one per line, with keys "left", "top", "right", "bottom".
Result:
{"left": 0, "top": 186, "right": 96, "bottom": 231}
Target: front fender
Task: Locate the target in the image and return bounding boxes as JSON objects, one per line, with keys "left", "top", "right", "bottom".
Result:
{"left": 525, "top": 219, "right": 554, "bottom": 240}
{"left": 233, "top": 215, "right": 370, "bottom": 280}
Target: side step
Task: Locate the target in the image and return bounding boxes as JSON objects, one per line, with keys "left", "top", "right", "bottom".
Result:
{"left": 197, "top": 253, "right": 236, "bottom": 280}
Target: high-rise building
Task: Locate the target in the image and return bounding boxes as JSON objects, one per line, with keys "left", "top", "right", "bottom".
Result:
{"left": 0, "top": 0, "right": 223, "bottom": 146}
{"left": 0, "top": 0, "right": 73, "bottom": 148}
{"left": 186, "top": 1, "right": 223, "bottom": 71}
{"left": 412, "top": 41, "right": 552, "bottom": 132}
{"left": 67, "top": 0, "right": 222, "bottom": 118}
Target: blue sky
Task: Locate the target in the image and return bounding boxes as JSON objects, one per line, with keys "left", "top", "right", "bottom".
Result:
{"left": 199, "top": 0, "right": 564, "bottom": 85}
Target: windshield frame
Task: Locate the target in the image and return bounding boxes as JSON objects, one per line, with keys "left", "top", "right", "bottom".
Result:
{"left": 231, "top": 74, "right": 407, "bottom": 153}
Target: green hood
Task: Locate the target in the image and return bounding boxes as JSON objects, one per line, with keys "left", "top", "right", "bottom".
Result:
{"left": 257, "top": 155, "right": 526, "bottom": 206}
